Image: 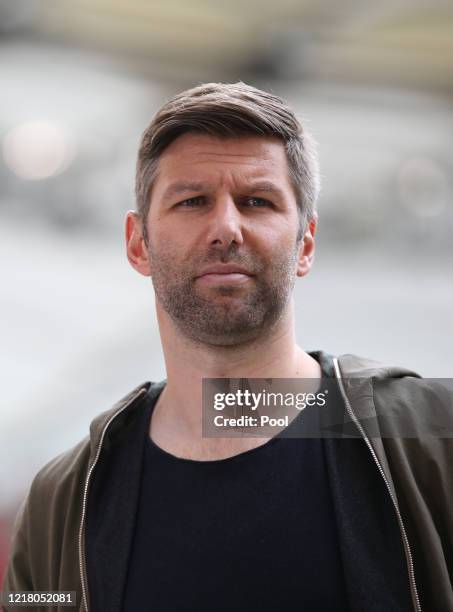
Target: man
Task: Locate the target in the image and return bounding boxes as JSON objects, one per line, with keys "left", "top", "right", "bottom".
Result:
{"left": 3, "top": 83, "right": 452, "bottom": 612}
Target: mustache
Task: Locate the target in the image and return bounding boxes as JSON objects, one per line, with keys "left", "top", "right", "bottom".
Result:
{"left": 193, "top": 256, "right": 261, "bottom": 276}
{"left": 198, "top": 244, "right": 258, "bottom": 267}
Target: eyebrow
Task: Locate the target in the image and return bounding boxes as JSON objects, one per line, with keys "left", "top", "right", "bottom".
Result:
{"left": 161, "top": 180, "right": 285, "bottom": 200}
{"left": 162, "top": 182, "right": 206, "bottom": 200}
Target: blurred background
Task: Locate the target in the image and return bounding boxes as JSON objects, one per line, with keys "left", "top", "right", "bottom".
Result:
{"left": 1, "top": 0, "right": 452, "bottom": 582}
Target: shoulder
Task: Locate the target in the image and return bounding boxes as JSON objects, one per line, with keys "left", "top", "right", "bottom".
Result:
{"left": 26, "top": 381, "right": 152, "bottom": 511}
{"left": 27, "top": 436, "right": 91, "bottom": 514}
{"left": 3, "top": 436, "right": 92, "bottom": 594}
{"left": 338, "top": 353, "right": 453, "bottom": 491}
{"left": 373, "top": 374, "right": 453, "bottom": 438}
{"left": 336, "top": 352, "right": 452, "bottom": 432}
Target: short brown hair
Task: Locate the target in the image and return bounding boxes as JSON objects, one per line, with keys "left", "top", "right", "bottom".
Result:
{"left": 135, "top": 82, "right": 320, "bottom": 244}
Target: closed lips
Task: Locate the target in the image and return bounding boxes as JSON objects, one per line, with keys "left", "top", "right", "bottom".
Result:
{"left": 196, "top": 266, "right": 253, "bottom": 277}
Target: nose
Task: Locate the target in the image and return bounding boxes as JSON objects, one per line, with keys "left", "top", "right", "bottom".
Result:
{"left": 205, "top": 195, "right": 244, "bottom": 248}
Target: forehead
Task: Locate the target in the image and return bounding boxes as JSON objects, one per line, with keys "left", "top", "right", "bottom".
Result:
{"left": 155, "top": 133, "right": 291, "bottom": 184}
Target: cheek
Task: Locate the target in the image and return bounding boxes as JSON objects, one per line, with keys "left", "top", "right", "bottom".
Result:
{"left": 267, "top": 235, "right": 301, "bottom": 270}
{"left": 259, "top": 215, "right": 297, "bottom": 241}
{"left": 258, "top": 225, "right": 298, "bottom": 254}
{"left": 148, "top": 232, "right": 190, "bottom": 275}
{"left": 149, "top": 218, "right": 186, "bottom": 249}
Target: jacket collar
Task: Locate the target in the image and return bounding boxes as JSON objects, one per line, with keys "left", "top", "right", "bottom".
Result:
{"left": 87, "top": 382, "right": 154, "bottom": 467}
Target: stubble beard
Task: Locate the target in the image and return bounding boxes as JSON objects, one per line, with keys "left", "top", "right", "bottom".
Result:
{"left": 148, "top": 242, "right": 299, "bottom": 347}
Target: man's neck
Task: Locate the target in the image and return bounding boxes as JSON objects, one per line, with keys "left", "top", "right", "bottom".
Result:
{"left": 149, "top": 302, "right": 321, "bottom": 460}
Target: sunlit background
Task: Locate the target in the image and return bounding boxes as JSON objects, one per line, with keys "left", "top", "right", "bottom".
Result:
{"left": 1, "top": 0, "right": 452, "bottom": 581}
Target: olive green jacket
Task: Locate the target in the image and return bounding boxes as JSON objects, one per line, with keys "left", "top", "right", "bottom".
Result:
{"left": 2, "top": 354, "right": 453, "bottom": 611}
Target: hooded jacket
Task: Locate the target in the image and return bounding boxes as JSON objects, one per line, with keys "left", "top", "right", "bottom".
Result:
{"left": 3, "top": 352, "right": 453, "bottom": 612}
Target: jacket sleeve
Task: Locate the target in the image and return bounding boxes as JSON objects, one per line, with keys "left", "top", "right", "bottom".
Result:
{"left": 374, "top": 377, "right": 453, "bottom": 611}
{"left": 2, "top": 494, "right": 34, "bottom": 610}
{"left": 2, "top": 438, "right": 91, "bottom": 612}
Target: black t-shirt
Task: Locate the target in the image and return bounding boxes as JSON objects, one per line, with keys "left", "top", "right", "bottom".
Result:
{"left": 122, "top": 355, "right": 349, "bottom": 612}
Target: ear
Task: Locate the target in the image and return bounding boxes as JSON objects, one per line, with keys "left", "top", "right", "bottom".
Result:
{"left": 296, "top": 215, "right": 317, "bottom": 278}
{"left": 125, "top": 210, "right": 152, "bottom": 277}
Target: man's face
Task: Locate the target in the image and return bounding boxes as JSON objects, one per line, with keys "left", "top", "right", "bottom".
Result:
{"left": 137, "top": 133, "right": 314, "bottom": 346}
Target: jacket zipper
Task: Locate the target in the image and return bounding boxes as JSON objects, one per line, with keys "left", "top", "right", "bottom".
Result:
{"left": 332, "top": 358, "right": 421, "bottom": 612}
{"left": 77, "top": 387, "right": 148, "bottom": 612}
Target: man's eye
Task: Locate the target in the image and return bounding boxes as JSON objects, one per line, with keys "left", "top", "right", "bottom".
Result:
{"left": 178, "top": 196, "right": 204, "bottom": 207}
{"left": 246, "top": 197, "right": 271, "bottom": 207}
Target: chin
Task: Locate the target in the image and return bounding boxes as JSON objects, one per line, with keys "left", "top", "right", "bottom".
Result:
{"left": 184, "top": 326, "right": 263, "bottom": 348}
